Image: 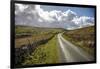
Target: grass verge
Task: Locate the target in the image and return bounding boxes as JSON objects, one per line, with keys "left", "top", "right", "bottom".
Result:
{"left": 22, "top": 35, "right": 59, "bottom": 65}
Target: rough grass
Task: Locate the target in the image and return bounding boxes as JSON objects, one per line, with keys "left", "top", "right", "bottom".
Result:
{"left": 22, "top": 35, "right": 59, "bottom": 65}
{"left": 15, "top": 34, "right": 53, "bottom": 48}
{"left": 62, "top": 26, "right": 95, "bottom": 56}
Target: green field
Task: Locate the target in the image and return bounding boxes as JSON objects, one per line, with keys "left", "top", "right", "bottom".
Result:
{"left": 22, "top": 35, "right": 59, "bottom": 65}
{"left": 62, "top": 26, "right": 95, "bottom": 55}
{"left": 15, "top": 25, "right": 63, "bottom": 48}
{"left": 15, "top": 25, "right": 63, "bottom": 67}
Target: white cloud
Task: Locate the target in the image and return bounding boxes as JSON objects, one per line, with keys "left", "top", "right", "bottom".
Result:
{"left": 62, "top": 9, "right": 77, "bottom": 21}
{"left": 15, "top": 4, "right": 94, "bottom": 30}
{"left": 72, "top": 16, "right": 94, "bottom": 28}
{"left": 15, "top": 4, "right": 28, "bottom": 14}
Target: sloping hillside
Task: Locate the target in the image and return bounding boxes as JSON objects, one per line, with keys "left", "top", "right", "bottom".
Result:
{"left": 63, "top": 26, "right": 95, "bottom": 55}
{"left": 15, "top": 25, "right": 64, "bottom": 48}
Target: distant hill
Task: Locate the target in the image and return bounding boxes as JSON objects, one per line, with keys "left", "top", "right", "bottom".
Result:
{"left": 66, "top": 26, "right": 95, "bottom": 35}
{"left": 15, "top": 25, "right": 64, "bottom": 35}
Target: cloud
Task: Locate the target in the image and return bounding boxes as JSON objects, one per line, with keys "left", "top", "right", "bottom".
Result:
{"left": 62, "top": 9, "right": 77, "bottom": 21}
{"left": 15, "top": 4, "right": 41, "bottom": 26}
{"left": 15, "top": 4, "right": 94, "bottom": 30}
{"left": 72, "top": 16, "right": 94, "bottom": 28}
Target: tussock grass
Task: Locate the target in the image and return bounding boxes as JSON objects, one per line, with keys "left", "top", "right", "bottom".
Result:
{"left": 62, "top": 26, "right": 95, "bottom": 56}
{"left": 22, "top": 36, "right": 59, "bottom": 65}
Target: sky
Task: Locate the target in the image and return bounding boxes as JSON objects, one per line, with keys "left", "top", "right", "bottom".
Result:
{"left": 15, "top": 3, "right": 95, "bottom": 30}
{"left": 41, "top": 5, "right": 95, "bottom": 17}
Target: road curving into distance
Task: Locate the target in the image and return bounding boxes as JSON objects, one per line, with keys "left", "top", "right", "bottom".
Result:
{"left": 57, "top": 33, "right": 94, "bottom": 63}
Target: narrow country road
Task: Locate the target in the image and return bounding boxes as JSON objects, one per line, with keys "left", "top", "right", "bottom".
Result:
{"left": 57, "top": 33, "right": 94, "bottom": 63}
